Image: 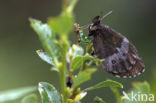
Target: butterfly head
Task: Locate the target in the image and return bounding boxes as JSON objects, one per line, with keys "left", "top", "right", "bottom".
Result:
{"left": 92, "top": 16, "right": 101, "bottom": 25}
{"left": 88, "top": 11, "right": 113, "bottom": 36}
{"left": 88, "top": 16, "right": 101, "bottom": 36}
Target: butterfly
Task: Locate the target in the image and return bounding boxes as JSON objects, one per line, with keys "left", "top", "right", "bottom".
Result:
{"left": 87, "top": 13, "right": 145, "bottom": 78}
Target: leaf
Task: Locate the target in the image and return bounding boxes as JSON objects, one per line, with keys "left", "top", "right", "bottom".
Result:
{"left": 79, "top": 32, "right": 91, "bottom": 43}
{"left": 73, "top": 45, "right": 84, "bottom": 57}
{"left": 110, "top": 87, "right": 121, "bottom": 103}
{"left": 72, "top": 69, "right": 96, "bottom": 88}
{"left": 36, "top": 50, "right": 59, "bottom": 72}
{"left": 121, "top": 81, "right": 151, "bottom": 103}
{"left": 36, "top": 50, "right": 54, "bottom": 65}
{"left": 84, "top": 80, "right": 123, "bottom": 91}
{"left": 74, "top": 92, "right": 87, "bottom": 103}
{"left": 30, "top": 18, "right": 61, "bottom": 61}
{"left": 38, "top": 82, "right": 61, "bottom": 103}
{"left": 21, "top": 94, "right": 37, "bottom": 103}
{"left": 50, "top": 67, "right": 59, "bottom": 72}
{"left": 94, "top": 96, "right": 106, "bottom": 103}
{"left": 71, "top": 56, "right": 83, "bottom": 71}
{"left": 132, "top": 82, "right": 150, "bottom": 93}
{"left": 0, "top": 86, "right": 37, "bottom": 102}
{"left": 67, "top": 45, "right": 84, "bottom": 63}
{"left": 48, "top": 12, "right": 74, "bottom": 35}
{"left": 83, "top": 54, "right": 104, "bottom": 66}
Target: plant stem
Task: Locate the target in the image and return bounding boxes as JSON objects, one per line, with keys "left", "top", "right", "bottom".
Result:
{"left": 60, "top": 34, "right": 69, "bottom": 103}
{"left": 70, "top": 87, "right": 78, "bottom": 99}
{"left": 60, "top": 65, "right": 67, "bottom": 103}
{"left": 67, "top": 0, "right": 78, "bottom": 13}
{"left": 62, "top": 0, "right": 67, "bottom": 12}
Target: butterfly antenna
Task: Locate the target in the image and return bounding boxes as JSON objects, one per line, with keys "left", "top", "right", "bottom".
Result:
{"left": 100, "top": 10, "right": 113, "bottom": 21}
{"left": 79, "top": 11, "right": 112, "bottom": 29}
{"left": 79, "top": 24, "right": 89, "bottom": 30}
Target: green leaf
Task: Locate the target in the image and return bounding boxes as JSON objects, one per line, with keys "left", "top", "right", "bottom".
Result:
{"left": 38, "top": 82, "right": 61, "bottom": 103}
{"left": 21, "top": 94, "right": 37, "bottom": 103}
{"left": 84, "top": 80, "right": 123, "bottom": 91}
{"left": 74, "top": 92, "right": 87, "bottom": 103}
{"left": 71, "top": 55, "right": 83, "bottom": 71}
{"left": 94, "top": 96, "right": 106, "bottom": 103}
{"left": 67, "top": 45, "right": 84, "bottom": 63}
{"left": 73, "top": 45, "right": 84, "bottom": 57}
{"left": 48, "top": 12, "right": 74, "bottom": 35}
{"left": 132, "top": 82, "right": 150, "bottom": 93}
{"left": 36, "top": 50, "right": 59, "bottom": 72}
{"left": 36, "top": 50, "right": 54, "bottom": 65}
{"left": 0, "top": 86, "right": 37, "bottom": 102}
{"left": 110, "top": 87, "right": 121, "bottom": 103}
{"left": 79, "top": 32, "right": 91, "bottom": 44}
{"left": 121, "top": 81, "right": 151, "bottom": 103}
{"left": 50, "top": 67, "right": 59, "bottom": 72}
{"left": 83, "top": 54, "right": 104, "bottom": 66}
{"left": 30, "top": 18, "right": 61, "bottom": 61}
{"left": 72, "top": 69, "right": 96, "bottom": 88}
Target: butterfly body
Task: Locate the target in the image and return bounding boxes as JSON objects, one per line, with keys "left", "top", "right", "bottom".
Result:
{"left": 88, "top": 16, "right": 145, "bottom": 78}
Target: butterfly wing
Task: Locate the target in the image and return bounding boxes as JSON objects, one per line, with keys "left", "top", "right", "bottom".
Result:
{"left": 93, "top": 25, "right": 145, "bottom": 78}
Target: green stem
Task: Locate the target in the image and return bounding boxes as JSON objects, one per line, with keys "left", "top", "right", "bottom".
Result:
{"left": 69, "top": 87, "right": 78, "bottom": 99}
{"left": 60, "top": 34, "right": 69, "bottom": 103}
{"left": 67, "top": 0, "right": 78, "bottom": 13}
{"left": 80, "top": 43, "right": 92, "bottom": 71}
{"left": 60, "top": 65, "right": 67, "bottom": 103}
{"left": 62, "top": 0, "right": 67, "bottom": 12}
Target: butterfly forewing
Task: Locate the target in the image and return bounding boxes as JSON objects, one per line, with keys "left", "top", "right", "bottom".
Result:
{"left": 89, "top": 16, "right": 145, "bottom": 78}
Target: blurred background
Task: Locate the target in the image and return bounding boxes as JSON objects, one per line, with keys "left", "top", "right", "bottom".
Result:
{"left": 0, "top": 0, "right": 156, "bottom": 103}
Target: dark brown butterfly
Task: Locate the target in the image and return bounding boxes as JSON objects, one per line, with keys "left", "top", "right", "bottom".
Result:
{"left": 88, "top": 15, "right": 145, "bottom": 78}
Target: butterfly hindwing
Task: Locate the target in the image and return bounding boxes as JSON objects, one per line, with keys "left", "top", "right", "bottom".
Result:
{"left": 91, "top": 24, "right": 145, "bottom": 78}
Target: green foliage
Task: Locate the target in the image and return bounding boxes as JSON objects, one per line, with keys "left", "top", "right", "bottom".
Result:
{"left": 121, "top": 82, "right": 150, "bottom": 103}
{"left": 132, "top": 82, "right": 150, "bottom": 93}
{"left": 48, "top": 12, "right": 74, "bottom": 35}
{"left": 94, "top": 96, "right": 106, "bottom": 103}
{"left": 36, "top": 50, "right": 59, "bottom": 72}
{"left": 30, "top": 18, "right": 61, "bottom": 64}
{"left": 21, "top": 94, "right": 37, "bottom": 103}
{"left": 71, "top": 55, "right": 83, "bottom": 71}
{"left": 36, "top": 50, "right": 54, "bottom": 66}
{"left": 66, "top": 0, "right": 78, "bottom": 13}
{"left": 79, "top": 32, "right": 91, "bottom": 43}
{"left": 70, "top": 45, "right": 84, "bottom": 58}
{"left": 84, "top": 80, "right": 123, "bottom": 92}
{"left": 72, "top": 68, "right": 97, "bottom": 88}
{"left": 0, "top": 86, "right": 37, "bottom": 102}
{"left": 38, "top": 82, "right": 61, "bottom": 103}
{"left": 110, "top": 87, "right": 121, "bottom": 103}
{"left": 111, "top": 82, "right": 152, "bottom": 103}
